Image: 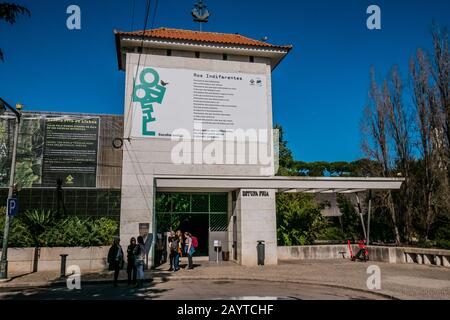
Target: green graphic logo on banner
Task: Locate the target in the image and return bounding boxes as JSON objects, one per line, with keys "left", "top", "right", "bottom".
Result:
{"left": 133, "top": 68, "right": 167, "bottom": 136}
{"left": 65, "top": 175, "right": 74, "bottom": 185}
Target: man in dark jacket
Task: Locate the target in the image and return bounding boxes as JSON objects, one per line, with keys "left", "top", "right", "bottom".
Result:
{"left": 127, "top": 237, "right": 137, "bottom": 286}
{"left": 107, "top": 236, "right": 124, "bottom": 287}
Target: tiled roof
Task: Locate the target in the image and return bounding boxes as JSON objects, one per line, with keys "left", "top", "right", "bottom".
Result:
{"left": 115, "top": 27, "right": 292, "bottom": 50}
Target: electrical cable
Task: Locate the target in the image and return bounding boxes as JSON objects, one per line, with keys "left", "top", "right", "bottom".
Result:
{"left": 123, "top": 0, "right": 152, "bottom": 140}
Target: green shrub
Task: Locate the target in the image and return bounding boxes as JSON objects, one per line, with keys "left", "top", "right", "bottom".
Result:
{"left": 0, "top": 213, "right": 34, "bottom": 247}
{"left": 89, "top": 217, "right": 118, "bottom": 246}
{"left": 40, "top": 217, "right": 118, "bottom": 247}
{"left": 436, "top": 239, "right": 450, "bottom": 249}
{"left": 317, "top": 227, "right": 345, "bottom": 241}
{"left": 277, "top": 193, "right": 327, "bottom": 246}
{"left": 40, "top": 217, "right": 89, "bottom": 247}
{"left": 417, "top": 239, "right": 434, "bottom": 248}
{"left": 1, "top": 207, "right": 118, "bottom": 248}
{"left": 21, "top": 209, "right": 56, "bottom": 246}
{"left": 434, "top": 226, "right": 450, "bottom": 249}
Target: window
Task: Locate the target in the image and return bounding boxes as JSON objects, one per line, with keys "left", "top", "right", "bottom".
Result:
{"left": 166, "top": 49, "right": 172, "bottom": 56}
{"left": 223, "top": 54, "right": 228, "bottom": 61}
{"left": 195, "top": 51, "right": 200, "bottom": 58}
{"left": 249, "top": 56, "right": 255, "bottom": 63}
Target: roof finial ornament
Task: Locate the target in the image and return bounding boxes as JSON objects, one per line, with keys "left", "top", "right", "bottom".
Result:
{"left": 192, "top": 0, "right": 210, "bottom": 31}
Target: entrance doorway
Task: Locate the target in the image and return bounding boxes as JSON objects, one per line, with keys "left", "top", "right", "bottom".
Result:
{"left": 155, "top": 193, "right": 228, "bottom": 265}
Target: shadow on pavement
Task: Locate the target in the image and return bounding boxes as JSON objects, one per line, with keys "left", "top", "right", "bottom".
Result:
{"left": 0, "top": 280, "right": 171, "bottom": 300}
{"left": 6, "top": 272, "right": 37, "bottom": 281}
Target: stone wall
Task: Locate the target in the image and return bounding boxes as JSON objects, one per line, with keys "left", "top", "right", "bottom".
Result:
{"left": 278, "top": 245, "right": 450, "bottom": 267}
{"left": 0, "top": 247, "right": 110, "bottom": 274}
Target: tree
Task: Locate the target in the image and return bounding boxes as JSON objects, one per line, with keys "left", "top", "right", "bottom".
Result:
{"left": 410, "top": 31, "right": 450, "bottom": 240}
{"left": 361, "top": 24, "right": 449, "bottom": 245}
{"left": 430, "top": 26, "right": 450, "bottom": 184}
{"left": 383, "top": 67, "right": 414, "bottom": 241}
{"left": 336, "top": 194, "right": 362, "bottom": 240}
{"left": 362, "top": 67, "right": 402, "bottom": 245}
{"left": 275, "top": 124, "right": 295, "bottom": 176}
{"left": 274, "top": 125, "right": 330, "bottom": 245}
{"left": 277, "top": 193, "right": 327, "bottom": 246}
{"left": 0, "top": 2, "right": 30, "bottom": 61}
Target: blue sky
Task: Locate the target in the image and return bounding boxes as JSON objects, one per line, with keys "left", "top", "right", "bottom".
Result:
{"left": 0, "top": 0, "right": 449, "bottom": 162}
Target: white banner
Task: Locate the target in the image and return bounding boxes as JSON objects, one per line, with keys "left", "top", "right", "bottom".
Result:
{"left": 130, "top": 66, "right": 268, "bottom": 140}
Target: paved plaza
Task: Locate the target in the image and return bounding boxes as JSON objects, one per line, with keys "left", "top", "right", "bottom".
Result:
{"left": 0, "top": 259, "right": 449, "bottom": 300}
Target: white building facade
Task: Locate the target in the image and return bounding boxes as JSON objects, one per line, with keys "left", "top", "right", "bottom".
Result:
{"left": 115, "top": 28, "right": 403, "bottom": 267}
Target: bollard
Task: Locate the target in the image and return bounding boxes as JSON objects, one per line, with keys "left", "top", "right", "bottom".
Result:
{"left": 257, "top": 240, "right": 265, "bottom": 266}
{"left": 60, "top": 254, "right": 69, "bottom": 278}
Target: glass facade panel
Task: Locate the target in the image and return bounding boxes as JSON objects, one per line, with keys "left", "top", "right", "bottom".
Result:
{"left": 0, "top": 188, "right": 121, "bottom": 221}
{"left": 191, "top": 194, "right": 209, "bottom": 212}
{"left": 155, "top": 193, "right": 229, "bottom": 258}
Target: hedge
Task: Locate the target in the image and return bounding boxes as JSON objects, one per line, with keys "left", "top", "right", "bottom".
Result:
{"left": 0, "top": 208, "right": 118, "bottom": 248}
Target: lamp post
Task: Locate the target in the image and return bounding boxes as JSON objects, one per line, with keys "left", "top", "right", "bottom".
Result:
{"left": 0, "top": 97, "right": 22, "bottom": 279}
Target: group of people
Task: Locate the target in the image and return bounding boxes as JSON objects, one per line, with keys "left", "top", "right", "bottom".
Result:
{"left": 107, "top": 230, "right": 197, "bottom": 287}
{"left": 107, "top": 236, "right": 147, "bottom": 288}
{"left": 168, "top": 230, "right": 196, "bottom": 272}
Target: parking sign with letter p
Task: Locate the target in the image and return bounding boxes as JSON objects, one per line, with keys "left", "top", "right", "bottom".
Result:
{"left": 7, "top": 198, "right": 19, "bottom": 217}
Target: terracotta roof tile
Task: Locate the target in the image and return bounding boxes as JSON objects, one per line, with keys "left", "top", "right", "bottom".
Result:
{"left": 115, "top": 27, "right": 292, "bottom": 50}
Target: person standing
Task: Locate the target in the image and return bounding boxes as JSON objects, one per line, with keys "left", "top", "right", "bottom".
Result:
{"left": 168, "top": 233, "right": 174, "bottom": 271}
{"left": 176, "top": 230, "right": 183, "bottom": 269}
{"left": 107, "top": 236, "right": 124, "bottom": 288}
{"left": 172, "top": 232, "right": 181, "bottom": 272}
{"left": 134, "top": 236, "right": 146, "bottom": 288}
{"left": 168, "top": 232, "right": 179, "bottom": 272}
{"left": 184, "top": 232, "right": 195, "bottom": 270}
{"left": 126, "top": 237, "right": 137, "bottom": 286}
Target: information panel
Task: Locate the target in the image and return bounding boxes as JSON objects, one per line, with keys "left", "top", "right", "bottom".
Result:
{"left": 130, "top": 66, "right": 268, "bottom": 140}
{"left": 0, "top": 115, "right": 99, "bottom": 188}
{"left": 42, "top": 118, "right": 99, "bottom": 187}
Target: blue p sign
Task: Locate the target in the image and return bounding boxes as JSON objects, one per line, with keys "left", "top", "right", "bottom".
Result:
{"left": 7, "top": 198, "right": 18, "bottom": 217}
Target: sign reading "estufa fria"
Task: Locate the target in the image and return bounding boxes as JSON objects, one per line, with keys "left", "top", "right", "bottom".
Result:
{"left": 130, "top": 66, "right": 268, "bottom": 140}
{"left": 242, "top": 190, "right": 270, "bottom": 197}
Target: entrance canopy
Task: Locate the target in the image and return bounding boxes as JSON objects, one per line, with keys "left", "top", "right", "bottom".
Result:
{"left": 155, "top": 175, "right": 404, "bottom": 193}
{"left": 155, "top": 175, "right": 404, "bottom": 248}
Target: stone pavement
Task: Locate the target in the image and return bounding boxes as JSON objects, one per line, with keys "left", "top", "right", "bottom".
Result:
{"left": 1, "top": 259, "right": 449, "bottom": 300}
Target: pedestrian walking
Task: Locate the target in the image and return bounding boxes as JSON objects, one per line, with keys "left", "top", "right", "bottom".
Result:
{"left": 126, "top": 237, "right": 137, "bottom": 286}
{"left": 107, "top": 236, "right": 124, "bottom": 287}
{"left": 134, "top": 236, "right": 146, "bottom": 288}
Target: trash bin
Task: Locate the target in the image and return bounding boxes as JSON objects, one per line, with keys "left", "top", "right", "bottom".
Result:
{"left": 257, "top": 241, "right": 265, "bottom": 266}
{"left": 222, "top": 251, "right": 230, "bottom": 261}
